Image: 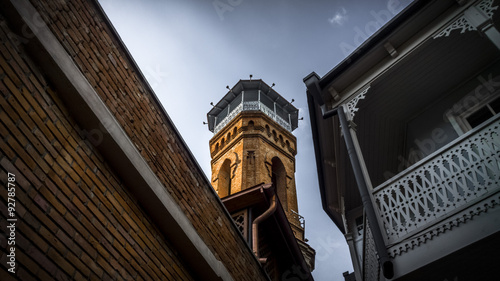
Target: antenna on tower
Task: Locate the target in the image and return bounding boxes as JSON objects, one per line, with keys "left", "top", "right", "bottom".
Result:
{"left": 226, "top": 85, "right": 235, "bottom": 96}
{"left": 268, "top": 83, "right": 275, "bottom": 94}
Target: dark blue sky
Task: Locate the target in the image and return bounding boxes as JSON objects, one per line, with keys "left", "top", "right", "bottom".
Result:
{"left": 99, "top": 0, "right": 412, "bottom": 279}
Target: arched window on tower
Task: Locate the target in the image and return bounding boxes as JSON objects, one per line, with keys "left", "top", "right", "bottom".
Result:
{"left": 271, "top": 157, "right": 287, "bottom": 212}
{"left": 218, "top": 159, "right": 232, "bottom": 198}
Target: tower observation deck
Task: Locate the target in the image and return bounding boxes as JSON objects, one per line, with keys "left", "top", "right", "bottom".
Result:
{"left": 207, "top": 80, "right": 299, "bottom": 134}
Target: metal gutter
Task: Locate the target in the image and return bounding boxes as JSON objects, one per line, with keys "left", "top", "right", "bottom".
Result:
{"left": 252, "top": 194, "right": 277, "bottom": 263}
{"left": 222, "top": 183, "right": 315, "bottom": 281}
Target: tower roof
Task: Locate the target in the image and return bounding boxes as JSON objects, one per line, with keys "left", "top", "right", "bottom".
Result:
{"left": 207, "top": 79, "right": 299, "bottom": 133}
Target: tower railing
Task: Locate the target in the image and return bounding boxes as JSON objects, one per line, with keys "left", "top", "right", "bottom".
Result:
{"left": 213, "top": 100, "right": 292, "bottom": 134}
{"left": 289, "top": 209, "right": 305, "bottom": 229}
{"left": 288, "top": 209, "right": 306, "bottom": 241}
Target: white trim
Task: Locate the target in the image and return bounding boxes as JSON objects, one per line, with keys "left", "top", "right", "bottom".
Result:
{"left": 390, "top": 192, "right": 500, "bottom": 279}
{"left": 433, "top": 0, "right": 499, "bottom": 39}
{"left": 331, "top": 2, "right": 477, "bottom": 109}
{"left": 345, "top": 85, "right": 370, "bottom": 120}
{"left": 446, "top": 88, "right": 500, "bottom": 135}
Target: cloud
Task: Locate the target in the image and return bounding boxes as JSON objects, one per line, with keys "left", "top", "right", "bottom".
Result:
{"left": 328, "top": 7, "right": 348, "bottom": 26}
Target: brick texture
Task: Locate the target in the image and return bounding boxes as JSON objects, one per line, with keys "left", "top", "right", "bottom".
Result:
{"left": 0, "top": 0, "right": 267, "bottom": 280}
{"left": 210, "top": 112, "right": 302, "bottom": 235}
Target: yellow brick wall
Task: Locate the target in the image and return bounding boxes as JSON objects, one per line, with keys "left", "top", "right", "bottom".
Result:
{"left": 0, "top": 1, "right": 268, "bottom": 280}
{"left": 210, "top": 112, "right": 301, "bottom": 229}
{"left": 0, "top": 12, "right": 193, "bottom": 280}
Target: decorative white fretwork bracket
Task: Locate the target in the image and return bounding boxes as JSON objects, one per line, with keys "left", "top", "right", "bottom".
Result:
{"left": 433, "top": 0, "right": 499, "bottom": 48}
{"left": 345, "top": 85, "right": 371, "bottom": 120}
{"left": 433, "top": 15, "right": 476, "bottom": 38}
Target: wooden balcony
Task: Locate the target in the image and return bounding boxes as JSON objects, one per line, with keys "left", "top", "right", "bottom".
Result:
{"left": 369, "top": 114, "right": 500, "bottom": 279}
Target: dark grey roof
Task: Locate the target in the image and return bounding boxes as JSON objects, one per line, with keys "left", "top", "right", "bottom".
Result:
{"left": 207, "top": 79, "right": 299, "bottom": 132}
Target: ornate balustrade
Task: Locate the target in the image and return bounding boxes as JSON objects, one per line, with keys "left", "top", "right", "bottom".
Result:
{"left": 363, "top": 221, "right": 382, "bottom": 281}
{"left": 372, "top": 116, "right": 500, "bottom": 246}
{"left": 288, "top": 209, "right": 306, "bottom": 240}
{"left": 289, "top": 209, "right": 305, "bottom": 229}
{"left": 213, "top": 101, "right": 292, "bottom": 134}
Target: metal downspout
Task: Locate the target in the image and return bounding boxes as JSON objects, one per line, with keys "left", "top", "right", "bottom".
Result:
{"left": 323, "top": 106, "right": 394, "bottom": 279}
{"left": 252, "top": 194, "right": 277, "bottom": 263}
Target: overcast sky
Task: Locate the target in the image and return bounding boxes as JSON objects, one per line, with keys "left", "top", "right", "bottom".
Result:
{"left": 98, "top": 0, "right": 412, "bottom": 279}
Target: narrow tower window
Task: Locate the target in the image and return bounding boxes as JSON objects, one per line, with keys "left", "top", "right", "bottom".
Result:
{"left": 218, "top": 159, "right": 232, "bottom": 197}
{"left": 271, "top": 157, "right": 287, "bottom": 212}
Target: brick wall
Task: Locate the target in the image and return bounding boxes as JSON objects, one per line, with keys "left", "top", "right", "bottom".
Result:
{"left": 210, "top": 112, "right": 300, "bottom": 222}
{"left": 0, "top": 0, "right": 267, "bottom": 280}
{"left": 0, "top": 12, "right": 194, "bottom": 280}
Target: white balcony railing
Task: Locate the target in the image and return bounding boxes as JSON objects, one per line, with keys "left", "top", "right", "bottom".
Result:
{"left": 213, "top": 101, "right": 292, "bottom": 134}
{"left": 372, "top": 115, "right": 500, "bottom": 246}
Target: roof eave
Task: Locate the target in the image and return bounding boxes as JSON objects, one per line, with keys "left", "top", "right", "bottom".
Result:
{"left": 306, "top": 93, "right": 346, "bottom": 233}
{"left": 314, "top": 0, "right": 432, "bottom": 90}
{"left": 222, "top": 183, "right": 315, "bottom": 280}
